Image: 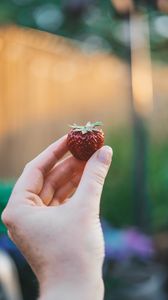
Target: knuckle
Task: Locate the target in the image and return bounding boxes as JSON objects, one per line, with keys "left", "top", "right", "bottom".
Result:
{"left": 1, "top": 205, "right": 18, "bottom": 229}
{"left": 1, "top": 209, "right": 12, "bottom": 227}
{"left": 24, "top": 161, "right": 32, "bottom": 170}
{"left": 86, "top": 164, "right": 107, "bottom": 187}
{"left": 94, "top": 169, "right": 105, "bottom": 186}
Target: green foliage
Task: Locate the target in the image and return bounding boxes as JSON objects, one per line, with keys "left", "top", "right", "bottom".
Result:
{"left": 149, "top": 137, "right": 168, "bottom": 230}
{"left": 0, "top": 182, "right": 13, "bottom": 233}
{"left": 101, "top": 128, "right": 134, "bottom": 227}
{"left": 101, "top": 128, "right": 168, "bottom": 230}
{"left": 0, "top": 0, "right": 167, "bottom": 62}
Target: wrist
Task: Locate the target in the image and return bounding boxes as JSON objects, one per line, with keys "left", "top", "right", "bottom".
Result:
{"left": 39, "top": 278, "right": 104, "bottom": 300}
{"left": 39, "top": 268, "right": 104, "bottom": 300}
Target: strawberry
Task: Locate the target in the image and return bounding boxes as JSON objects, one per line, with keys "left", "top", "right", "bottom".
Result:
{"left": 67, "top": 121, "right": 104, "bottom": 161}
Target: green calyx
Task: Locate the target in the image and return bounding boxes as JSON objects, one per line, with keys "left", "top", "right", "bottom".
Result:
{"left": 69, "top": 121, "right": 103, "bottom": 134}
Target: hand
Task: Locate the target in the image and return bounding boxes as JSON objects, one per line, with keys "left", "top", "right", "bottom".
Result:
{"left": 2, "top": 135, "right": 112, "bottom": 300}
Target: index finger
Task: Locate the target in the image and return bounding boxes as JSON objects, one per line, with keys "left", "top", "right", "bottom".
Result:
{"left": 14, "top": 135, "right": 68, "bottom": 194}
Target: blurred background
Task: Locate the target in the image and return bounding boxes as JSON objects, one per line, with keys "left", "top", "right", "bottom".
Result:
{"left": 0, "top": 0, "right": 168, "bottom": 299}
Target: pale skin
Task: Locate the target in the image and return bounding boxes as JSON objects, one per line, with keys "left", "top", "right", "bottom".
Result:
{"left": 1, "top": 135, "right": 112, "bottom": 300}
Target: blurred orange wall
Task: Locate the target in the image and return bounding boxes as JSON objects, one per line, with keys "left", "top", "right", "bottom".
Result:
{"left": 0, "top": 26, "right": 167, "bottom": 178}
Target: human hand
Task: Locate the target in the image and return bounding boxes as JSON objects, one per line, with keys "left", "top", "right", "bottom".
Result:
{"left": 2, "top": 135, "right": 112, "bottom": 300}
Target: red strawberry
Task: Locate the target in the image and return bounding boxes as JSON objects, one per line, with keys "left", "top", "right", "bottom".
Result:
{"left": 67, "top": 121, "right": 104, "bottom": 161}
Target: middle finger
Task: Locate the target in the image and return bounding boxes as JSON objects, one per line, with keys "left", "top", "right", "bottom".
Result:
{"left": 39, "top": 155, "right": 85, "bottom": 205}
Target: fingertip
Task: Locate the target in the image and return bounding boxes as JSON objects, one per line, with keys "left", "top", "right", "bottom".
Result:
{"left": 97, "top": 145, "right": 113, "bottom": 165}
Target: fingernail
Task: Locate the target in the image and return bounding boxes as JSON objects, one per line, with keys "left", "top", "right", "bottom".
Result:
{"left": 97, "top": 146, "right": 113, "bottom": 165}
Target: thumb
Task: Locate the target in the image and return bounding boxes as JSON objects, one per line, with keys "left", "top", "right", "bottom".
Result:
{"left": 72, "top": 146, "right": 112, "bottom": 213}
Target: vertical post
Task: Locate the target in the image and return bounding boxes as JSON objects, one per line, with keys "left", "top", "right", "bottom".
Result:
{"left": 132, "top": 111, "right": 150, "bottom": 231}
{"left": 129, "top": 13, "right": 153, "bottom": 232}
{"left": 110, "top": 1, "right": 154, "bottom": 232}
